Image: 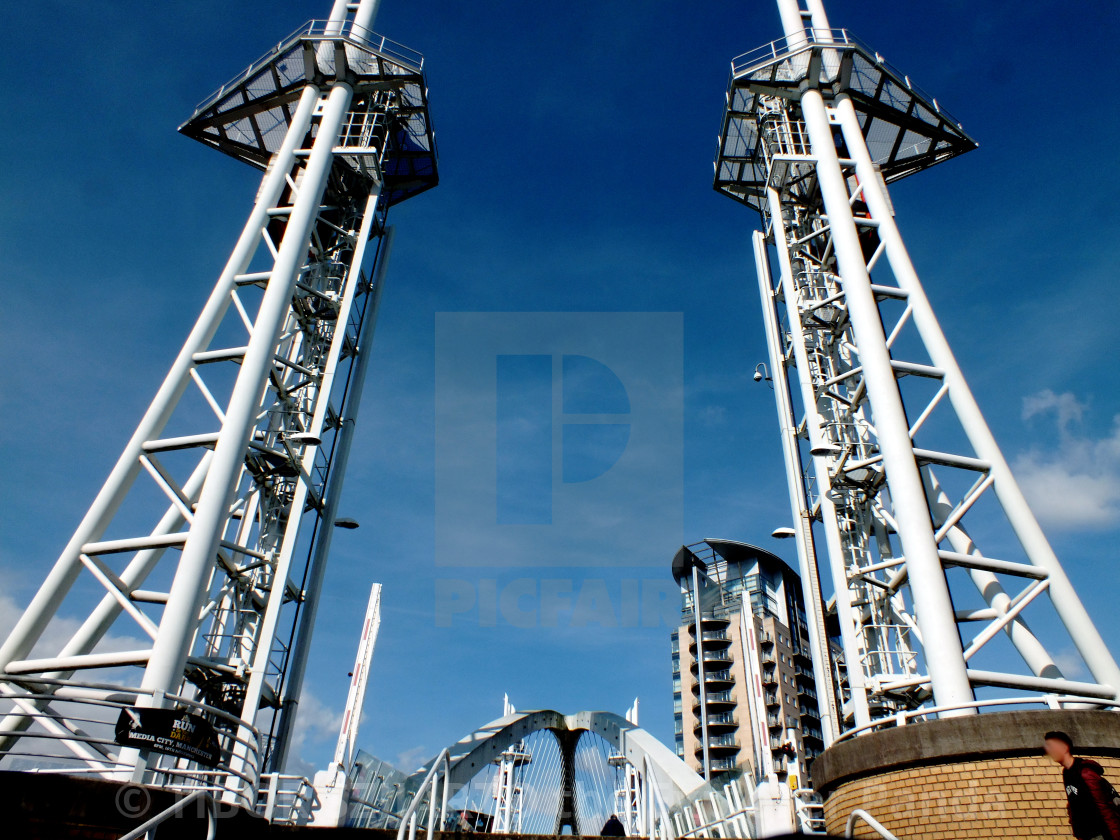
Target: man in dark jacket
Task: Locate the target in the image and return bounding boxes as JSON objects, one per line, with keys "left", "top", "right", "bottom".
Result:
{"left": 1045, "top": 730, "right": 1120, "bottom": 840}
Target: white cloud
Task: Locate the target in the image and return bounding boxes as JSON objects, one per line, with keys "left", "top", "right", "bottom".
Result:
{"left": 394, "top": 744, "right": 431, "bottom": 775}
{"left": 285, "top": 690, "right": 346, "bottom": 778}
{"left": 1052, "top": 648, "right": 1089, "bottom": 681}
{"left": 1022, "top": 389, "right": 1086, "bottom": 432}
{"left": 1013, "top": 391, "right": 1120, "bottom": 530}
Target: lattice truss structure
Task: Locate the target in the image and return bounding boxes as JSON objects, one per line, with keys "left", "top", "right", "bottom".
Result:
{"left": 0, "top": 0, "right": 436, "bottom": 805}
{"left": 715, "top": 0, "right": 1120, "bottom": 737}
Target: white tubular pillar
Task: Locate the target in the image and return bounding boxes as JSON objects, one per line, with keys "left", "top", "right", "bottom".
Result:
{"left": 921, "top": 468, "right": 1061, "bottom": 680}
{"left": 270, "top": 224, "right": 393, "bottom": 772}
{"left": 0, "top": 453, "right": 214, "bottom": 748}
{"left": 832, "top": 93, "right": 1120, "bottom": 700}
{"left": 752, "top": 230, "right": 839, "bottom": 745}
{"left": 775, "top": 0, "right": 807, "bottom": 42}
{"left": 804, "top": 0, "right": 832, "bottom": 33}
{"left": 351, "top": 0, "right": 384, "bottom": 34}
{"left": 0, "top": 85, "right": 321, "bottom": 675}
{"left": 798, "top": 86, "right": 975, "bottom": 713}
{"left": 139, "top": 81, "right": 355, "bottom": 704}
{"left": 766, "top": 186, "right": 871, "bottom": 727}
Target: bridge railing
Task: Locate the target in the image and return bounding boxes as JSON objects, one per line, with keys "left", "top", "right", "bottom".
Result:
{"left": 0, "top": 675, "right": 260, "bottom": 809}
{"left": 396, "top": 747, "right": 449, "bottom": 840}
{"left": 643, "top": 754, "right": 676, "bottom": 840}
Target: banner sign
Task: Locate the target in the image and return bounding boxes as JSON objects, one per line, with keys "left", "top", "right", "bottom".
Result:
{"left": 114, "top": 707, "right": 221, "bottom": 767}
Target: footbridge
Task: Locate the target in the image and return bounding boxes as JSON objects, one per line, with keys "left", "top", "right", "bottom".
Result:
{"left": 340, "top": 707, "right": 823, "bottom": 839}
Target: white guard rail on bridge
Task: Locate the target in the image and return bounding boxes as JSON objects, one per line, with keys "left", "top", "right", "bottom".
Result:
{"left": 396, "top": 747, "right": 450, "bottom": 840}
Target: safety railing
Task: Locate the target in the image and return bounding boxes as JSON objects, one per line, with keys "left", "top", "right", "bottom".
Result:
{"left": 845, "top": 808, "right": 899, "bottom": 839}
{"left": 304, "top": 19, "right": 424, "bottom": 68}
{"left": 760, "top": 118, "right": 812, "bottom": 160}
{"left": 0, "top": 676, "right": 261, "bottom": 809}
{"left": 191, "top": 19, "right": 424, "bottom": 114}
{"left": 256, "top": 773, "right": 317, "bottom": 824}
{"left": 671, "top": 772, "right": 753, "bottom": 839}
{"left": 731, "top": 28, "right": 857, "bottom": 78}
{"left": 729, "top": 27, "right": 961, "bottom": 127}
{"left": 395, "top": 748, "right": 450, "bottom": 840}
{"left": 794, "top": 789, "right": 827, "bottom": 834}
{"left": 643, "top": 754, "right": 676, "bottom": 840}
{"left": 836, "top": 694, "right": 1120, "bottom": 743}
{"left": 117, "top": 789, "right": 216, "bottom": 840}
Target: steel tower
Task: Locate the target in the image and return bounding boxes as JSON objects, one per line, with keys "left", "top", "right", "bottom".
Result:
{"left": 0, "top": 0, "right": 435, "bottom": 806}
{"left": 715, "top": 0, "right": 1120, "bottom": 742}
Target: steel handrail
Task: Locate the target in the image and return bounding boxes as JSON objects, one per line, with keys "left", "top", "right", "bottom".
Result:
{"left": 835, "top": 694, "right": 1120, "bottom": 743}
{"left": 117, "top": 789, "right": 216, "bottom": 840}
{"left": 728, "top": 27, "right": 967, "bottom": 130}
{"left": 190, "top": 18, "right": 424, "bottom": 115}
{"left": 643, "top": 754, "right": 676, "bottom": 840}
{"left": 845, "top": 808, "right": 899, "bottom": 840}
{"left": 0, "top": 676, "right": 261, "bottom": 808}
{"left": 395, "top": 748, "right": 450, "bottom": 840}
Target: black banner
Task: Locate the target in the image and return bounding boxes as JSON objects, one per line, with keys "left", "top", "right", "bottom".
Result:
{"left": 114, "top": 707, "right": 221, "bottom": 768}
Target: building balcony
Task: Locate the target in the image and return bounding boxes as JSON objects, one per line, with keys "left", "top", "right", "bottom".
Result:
{"left": 764, "top": 692, "right": 780, "bottom": 708}
{"left": 695, "top": 736, "right": 740, "bottom": 758}
{"left": 709, "top": 757, "right": 739, "bottom": 773}
{"left": 794, "top": 664, "right": 815, "bottom": 682}
{"left": 689, "top": 651, "right": 733, "bottom": 672}
{"left": 759, "top": 632, "right": 775, "bottom": 647}
{"left": 689, "top": 631, "right": 732, "bottom": 652}
{"left": 693, "top": 690, "right": 736, "bottom": 713}
{"left": 762, "top": 668, "right": 778, "bottom": 686}
{"left": 686, "top": 616, "right": 731, "bottom": 631}
{"left": 767, "top": 714, "right": 783, "bottom": 729}
{"left": 702, "top": 670, "right": 734, "bottom": 691}
{"left": 697, "top": 712, "right": 738, "bottom": 735}
{"left": 799, "top": 705, "right": 820, "bottom": 722}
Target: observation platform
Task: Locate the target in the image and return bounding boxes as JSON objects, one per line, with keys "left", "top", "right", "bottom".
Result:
{"left": 179, "top": 19, "right": 437, "bottom": 207}
{"left": 714, "top": 28, "right": 976, "bottom": 211}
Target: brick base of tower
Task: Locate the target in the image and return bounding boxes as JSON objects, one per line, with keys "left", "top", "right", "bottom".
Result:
{"left": 811, "top": 709, "right": 1120, "bottom": 839}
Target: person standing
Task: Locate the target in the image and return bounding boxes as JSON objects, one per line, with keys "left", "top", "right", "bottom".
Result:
{"left": 1044, "top": 730, "right": 1120, "bottom": 840}
{"left": 599, "top": 814, "right": 626, "bottom": 836}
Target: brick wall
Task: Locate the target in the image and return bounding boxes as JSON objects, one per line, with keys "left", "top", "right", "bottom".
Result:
{"left": 823, "top": 754, "right": 1120, "bottom": 839}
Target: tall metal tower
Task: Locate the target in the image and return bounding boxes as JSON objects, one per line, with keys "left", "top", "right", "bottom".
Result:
{"left": 0, "top": 0, "right": 435, "bottom": 806}
{"left": 715, "top": 0, "right": 1120, "bottom": 742}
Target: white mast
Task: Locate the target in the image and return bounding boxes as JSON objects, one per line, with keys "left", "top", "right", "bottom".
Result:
{"left": 334, "top": 583, "right": 383, "bottom": 770}
{"left": 0, "top": 0, "right": 436, "bottom": 809}
{"left": 715, "top": 0, "right": 1120, "bottom": 736}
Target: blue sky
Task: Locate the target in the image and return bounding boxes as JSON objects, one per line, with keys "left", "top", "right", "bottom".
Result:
{"left": 2, "top": 0, "right": 1120, "bottom": 778}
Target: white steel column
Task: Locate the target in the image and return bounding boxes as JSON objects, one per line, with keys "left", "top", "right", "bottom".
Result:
{"left": 832, "top": 93, "right": 1120, "bottom": 700}
{"left": 752, "top": 231, "right": 839, "bottom": 744}
{"left": 270, "top": 224, "right": 394, "bottom": 771}
{"left": 797, "top": 87, "right": 975, "bottom": 713}
{"left": 139, "top": 82, "right": 355, "bottom": 705}
{"left": 0, "top": 86, "right": 321, "bottom": 680}
{"left": 765, "top": 187, "right": 872, "bottom": 727}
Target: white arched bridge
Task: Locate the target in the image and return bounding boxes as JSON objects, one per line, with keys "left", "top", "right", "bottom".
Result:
{"left": 337, "top": 706, "right": 821, "bottom": 839}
